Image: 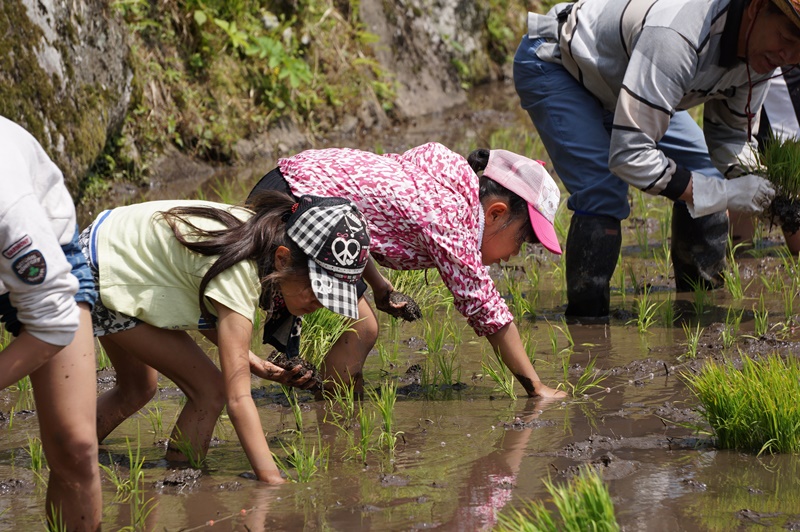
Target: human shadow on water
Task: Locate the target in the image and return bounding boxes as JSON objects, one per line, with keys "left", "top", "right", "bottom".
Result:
{"left": 441, "top": 396, "right": 561, "bottom": 531}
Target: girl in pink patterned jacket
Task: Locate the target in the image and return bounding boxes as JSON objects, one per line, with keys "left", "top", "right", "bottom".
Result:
{"left": 250, "top": 142, "right": 567, "bottom": 399}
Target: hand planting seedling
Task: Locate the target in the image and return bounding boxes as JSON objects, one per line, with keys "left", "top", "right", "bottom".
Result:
{"left": 265, "top": 352, "right": 324, "bottom": 391}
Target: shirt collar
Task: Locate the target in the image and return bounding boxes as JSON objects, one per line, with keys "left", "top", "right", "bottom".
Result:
{"left": 719, "top": 0, "right": 747, "bottom": 68}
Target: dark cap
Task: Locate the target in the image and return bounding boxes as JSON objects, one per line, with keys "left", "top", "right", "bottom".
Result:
{"left": 286, "top": 195, "right": 370, "bottom": 319}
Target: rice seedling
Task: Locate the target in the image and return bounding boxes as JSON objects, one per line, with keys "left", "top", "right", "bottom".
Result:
{"left": 721, "top": 308, "right": 743, "bottom": 349}
{"left": 547, "top": 318, "right": 575, "bottom": 356}
{"left": 553, "top": 202, "right": 569, "bottom": 245}
{"left": 376, "top": 342, "right": 395, "bottom": 368}
{"left": 681, "top": 321, "right": 703, "bottom": 360}
{"left": 560, "top": 352, "right": 607, "bottom": 396}
{"left": 759, "top": 269, "right": 786, "bottom": 294}
{"left": 523, "top": 334, "right": 538, "bottom": 364}
{"left": 385, "top": 316, "right": 402, "bottom": 362}
{"left": 686, "top": 277, "right": 712, "bottom": 316}
{"left": 300, "top": 308, "right": 356, "bottom": 369}
{"left": 783, "top": 293, "right": 797, "bottom": 325}
{"left": 367, "top": 381, "right": 402, "bottom": 456}
{"left": 523, "top": 253, "right": 541, "bottom": 290}
{"left": 423, "top": 350, "right": 461, "bottom": 391}
{"left": 281, "top": 385, "right": 304, "bottom": 433}
{"left": 722, "top": 240, "right": 750, "bottom": 300}
{"left": 482, "top": 347, "right": 517, "bottom": 400}
{"left": 0, "top": 326, "right": 11, "bottom": 349}
{"left": 169, "top": 427, "right": 207, "bottom": 469}
{"left": 496, "top": 466, "right": 619, "bottom": 532}
{"left": 210, "top": 177, "right": 250, "bottom": 205}
{"left": 46, "top": 505, "right": 66, "bottom": 532}
{"left": 654, "top": 243, "right": 672, "bottom": 281}
{"left": 355, "top": 404, "right": 376, "bottom": 464}
{"left": 13, "top": 376, "right": 34, "bottom": 410}
{"left": 274, "top": 431, "right": 329, "bottom": 483}
{"left": 96, "top": 342, "right": 112, "bottom": 371}
{"left": 422, "top": 314, "right": 450, "bottom": 355}
{"left": 144, "top": 403, "right": 164, "bottom": 440}
{"left": 325, "top": 378, "right": 358, "bottom": 426}
{"left": 13, "top": 375, "right": 32, "bottom": 393}
{"left": 628, "top": 286, "right": 661, "bottom": 333}
{"left": 684, "top": 353, "right": 800, "bottom": 454}
{"left": 25, "top": 435, "right": 45, "bottom": 474}
{"left": 100, "top": 435, "right": 148, "bottom": 502}
{"left": 659, "top": 295, "right": 676, "bottom": 326}
{"left": 753, "top": 292, "right": 770, "bottom": 337}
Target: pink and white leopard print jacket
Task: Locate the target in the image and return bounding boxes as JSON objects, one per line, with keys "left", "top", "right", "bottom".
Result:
{"left": 279, "top": 142, "right": 514, "bottom": 337}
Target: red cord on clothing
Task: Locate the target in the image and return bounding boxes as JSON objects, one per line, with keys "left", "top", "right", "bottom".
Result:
{"left": 291, "top": 202, "right": 299, "bottom": 213}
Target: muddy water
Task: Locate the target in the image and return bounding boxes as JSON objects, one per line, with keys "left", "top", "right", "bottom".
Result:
{"left": 3, "top": 83, "right": 800, "bottom": 531}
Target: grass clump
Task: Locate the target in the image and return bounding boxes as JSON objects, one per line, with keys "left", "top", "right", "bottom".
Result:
{"left": 497, "top": 466, "right": 619, "bottom": 532}
{"left": 684, "top": 353, "right": 800, "bottom": 454}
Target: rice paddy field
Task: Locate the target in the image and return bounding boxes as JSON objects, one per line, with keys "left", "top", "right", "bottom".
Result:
{"left": 1, "top": 82, "right": 800, "bottom": 531}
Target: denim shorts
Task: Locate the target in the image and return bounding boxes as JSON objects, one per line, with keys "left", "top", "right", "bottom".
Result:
{"left": 0, "top": 225, "right": 97, "bottom": 336}
{"left": 79, "top": 218, "right": 142, "bottom": 337}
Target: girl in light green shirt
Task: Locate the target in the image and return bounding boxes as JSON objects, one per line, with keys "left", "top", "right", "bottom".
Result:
{"left": 81, "top": 191, "right": 370, "bottom": 483}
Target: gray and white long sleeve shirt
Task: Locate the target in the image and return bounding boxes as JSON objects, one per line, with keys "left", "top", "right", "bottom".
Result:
{"left": 527, "top": 0, "right": 771, "bottom": 200}
{"left": 0, "top": 116, "right": 79, "bottom": 346}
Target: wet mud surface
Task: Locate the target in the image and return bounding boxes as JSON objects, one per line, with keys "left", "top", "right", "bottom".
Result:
{"left": 3, "top": 83, "right": 800, "bottom": 530}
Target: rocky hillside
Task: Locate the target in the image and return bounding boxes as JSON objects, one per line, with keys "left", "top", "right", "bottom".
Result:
{"left": 1, "top": 0, "right": 527, "bottom": 202}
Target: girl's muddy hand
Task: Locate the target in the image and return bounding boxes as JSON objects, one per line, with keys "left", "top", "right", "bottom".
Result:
{"left": 376, "top": 290, "right": 422, "bottom": 321}
{"left": 255, "top": 360, "right": 315, "bottom": 389}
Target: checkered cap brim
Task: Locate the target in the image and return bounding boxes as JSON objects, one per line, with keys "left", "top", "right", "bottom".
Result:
{"left": 286, "top": 196, "right": 369, "bottom": 320}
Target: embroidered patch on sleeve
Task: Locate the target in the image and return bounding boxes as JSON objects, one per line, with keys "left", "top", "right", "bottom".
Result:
{"left": 3, "top": 235, "right": 32, "bottom": 259}
{"left": 13, "top": 250, "right": 47, "bottom": 285}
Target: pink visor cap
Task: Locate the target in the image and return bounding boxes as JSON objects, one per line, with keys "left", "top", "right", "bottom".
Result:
{"left": 483, "top": 150, "right": 562, "bottom": 255}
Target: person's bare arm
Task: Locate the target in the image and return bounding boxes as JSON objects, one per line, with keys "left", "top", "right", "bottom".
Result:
{"left": 486, "top": 322, "right": 567, "bottom": 399}
{"left": 213, "top": 302, "right": 284, "bottom": 484}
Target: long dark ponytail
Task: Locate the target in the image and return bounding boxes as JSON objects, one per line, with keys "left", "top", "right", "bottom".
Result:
{"left": 159, "top": 190, "right": 308, "bottom": 320}
{"left": 467, "top": 148, "right": 538, "bottom": 244}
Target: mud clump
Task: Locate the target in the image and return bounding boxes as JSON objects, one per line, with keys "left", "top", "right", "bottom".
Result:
{"left": 769, "top": 195, "right": 800, "bottom": 234}
{"left": 268, "top": 353, "right": 324, "bottom": 391}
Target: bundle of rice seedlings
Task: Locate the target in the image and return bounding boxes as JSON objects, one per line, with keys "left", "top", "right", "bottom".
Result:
{"left": 496, "top": 467, "right": 619, "bottom": 532}
{"left": 757, "top": 133, "right": 800, "bottom": 234}
{"left": 683, "top": 353, "right": 800, "bottom": 454}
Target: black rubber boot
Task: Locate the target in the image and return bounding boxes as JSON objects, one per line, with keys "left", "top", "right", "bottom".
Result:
{"left": 565, "top": 214, "right": 622, "bottom": 319}
{"left": 671, "top": 201, "right": 728, "bottom": 292}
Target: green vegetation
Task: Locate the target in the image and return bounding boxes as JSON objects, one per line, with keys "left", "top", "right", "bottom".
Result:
{"left": 299, "top": 307, "right": 354, "bottom": 369}
{"left": 684, "top": 353, "right": 800, "bottom": 454}
{"left": 274, "top": 431, "right": 328, "bottom": 483}
{"left": 757, "top": 133, "right": 800, "bottom": 198}
{"left": 482, "top": 347, "right": 517, "bottom": 400}
{"left": 497, "top": 466, "right": 619, "bottom": 532}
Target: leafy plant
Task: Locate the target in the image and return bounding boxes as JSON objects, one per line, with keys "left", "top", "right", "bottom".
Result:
{"left": 300, "top": 307, "right": 355, "bottom": 369}
{"left": 496, "top": 466, "right": 619, "bottom": 532}
{"left": 274, "top": 431, "right": 328, "bottom": 483}
{"left": 560, "top": 352, "right": 607, "bottom": 396}
{"left": 628, "top": 286, "right": 661, "bottom": 333}
{"left": 720, "top": 308, "right": 743, "bottom": 350}
{"left": 482, "top": 347, "right": 517, "bottom": 400}
{"left": 681, "top": 322, "right": 703, "bottom": 360}
{"left": 753, "top": 292, "right": 769, "bottom": 337}
{"left": 684, "top": 353, "right": 800, "bottom": 454}
{"left": 367, "top": 381, "right": 402, "bottom": 456}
